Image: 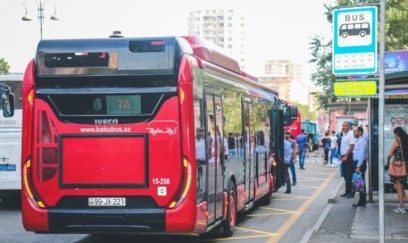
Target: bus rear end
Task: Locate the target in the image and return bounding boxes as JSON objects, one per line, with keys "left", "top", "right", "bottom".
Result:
{"left": 22, "top": 37, "right": 197, "bottom": 233}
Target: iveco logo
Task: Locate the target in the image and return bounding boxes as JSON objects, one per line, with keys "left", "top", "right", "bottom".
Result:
{"left": 95, "top": 119, "right": 119, "bottom": 125}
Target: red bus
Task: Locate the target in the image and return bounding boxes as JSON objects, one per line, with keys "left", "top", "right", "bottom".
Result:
{"left": 284, "top": 105, "right": 301, "bottom": 139}
{"left": 20, "top": 36, "right": 294, "bottom": 236}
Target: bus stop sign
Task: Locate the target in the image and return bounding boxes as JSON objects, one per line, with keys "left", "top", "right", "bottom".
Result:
{"left": 333, "top": 7, "right": 377, "bottom": 75}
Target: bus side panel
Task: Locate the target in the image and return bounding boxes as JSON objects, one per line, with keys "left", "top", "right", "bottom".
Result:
{"left": 166, "top": 55, "right": 197, "bottom": 233}
{"left": 166, "top": 198, "right": 196, "bottom": 232}
{"left": 22, "top": 193, "right": 49, "bottom": 231}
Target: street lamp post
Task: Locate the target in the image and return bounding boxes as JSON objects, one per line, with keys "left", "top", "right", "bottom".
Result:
{"left": 22, "top": 0, "right": 58, "bottom": 39}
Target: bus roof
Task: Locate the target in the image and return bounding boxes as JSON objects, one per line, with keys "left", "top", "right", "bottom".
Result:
{"left": 34, "top": 36, "right": 277, "bottom": 96}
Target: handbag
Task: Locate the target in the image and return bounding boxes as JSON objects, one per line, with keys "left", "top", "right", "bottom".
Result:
{"left": 388, "top": 139, "right": 408, "bottom": 177}
{"left": 388, "top": 160, "right": 407, "bottom": 177}
{"left": 352, "top": 172, "right": 365, "bottom": 193}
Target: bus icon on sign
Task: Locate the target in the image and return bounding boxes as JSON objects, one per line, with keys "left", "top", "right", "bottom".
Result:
{"left": 339, "top": 22, "right": 370, "bottom": 38}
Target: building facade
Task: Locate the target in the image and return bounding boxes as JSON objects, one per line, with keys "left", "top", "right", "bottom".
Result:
{"left": 258, "top": 60, "right": 311, "bottom": 105}
{"left": 188, "top": 9, "right": 246, "bottom": 69}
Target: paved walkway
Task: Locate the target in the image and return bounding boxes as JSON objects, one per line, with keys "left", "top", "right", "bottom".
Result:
{"left": 307, "top": 149, "right": 408, "bottom": 242}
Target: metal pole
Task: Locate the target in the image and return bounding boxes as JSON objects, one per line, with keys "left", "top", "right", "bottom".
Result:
{"left": 368, "top": 97, "right": 373, "bottom": 203}
{"left": 38, "top": 0, "right": 44, "bottom": 39}
{"left": 378, "top": 0, "right": 386, "bottom": 242}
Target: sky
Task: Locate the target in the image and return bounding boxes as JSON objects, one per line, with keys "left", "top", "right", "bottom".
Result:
{"left": 0, "top": 0, "right": 335, "bottom": 76}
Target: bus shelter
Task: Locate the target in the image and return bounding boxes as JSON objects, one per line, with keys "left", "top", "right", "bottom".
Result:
{"left": 370, "top": 70, "right": 408, "bottom": 193}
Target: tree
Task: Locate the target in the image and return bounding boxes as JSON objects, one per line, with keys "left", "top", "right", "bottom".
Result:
{"left": 309, "top": 0, "right": 408, "bottom": 110}
{"left": 0, "top": 58, "right": 10, "bottom": 74}
{"left": 294, "top": 103, "right": 317, "bottom": 121}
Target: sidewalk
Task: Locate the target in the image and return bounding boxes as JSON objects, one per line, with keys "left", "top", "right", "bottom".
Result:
{"left": 308, "top": 167, "right": 408, "bottom": 242}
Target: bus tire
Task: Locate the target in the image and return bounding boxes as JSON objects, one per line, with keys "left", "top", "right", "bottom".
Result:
{"left": 221, "top": 181, "right": 236, "bottom": 237}
{"left": 259, "top": 190, "right": 272, "bottom": 205}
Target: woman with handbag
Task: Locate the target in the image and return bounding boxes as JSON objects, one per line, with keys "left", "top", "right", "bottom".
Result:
{"left": 386, "top": 127, "right": 408, "bottom": 214}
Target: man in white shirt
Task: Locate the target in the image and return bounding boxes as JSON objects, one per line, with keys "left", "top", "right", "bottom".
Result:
{"left": 329, "top": 131, "right": 338, "bottom": 166}
{"left": 352, "top": 126, "right": 367, "bottom": 207}
{"left": 340, "top": 121, "right": 356, "bottom": 198}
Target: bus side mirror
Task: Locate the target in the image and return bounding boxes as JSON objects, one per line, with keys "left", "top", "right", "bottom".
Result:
{"left": 2, "top": 93, "right": 15, "bottom": 118}
{"left": 290, "top": 106, "right": 298, "bottom": 120}
{"left": 283, "top": 105, "right": 291, "bottom": 126}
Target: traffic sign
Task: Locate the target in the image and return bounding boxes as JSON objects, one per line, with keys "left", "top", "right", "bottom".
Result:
{"left": 333, "top": 80, "right": 377, "bottom": 97}
{"left": 333, "top": 7, "right": 377, "bottom": 75}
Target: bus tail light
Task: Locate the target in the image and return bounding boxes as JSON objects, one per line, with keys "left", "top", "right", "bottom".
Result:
{"left": 179, "top": 87, "right": 185, "bottom": 105}
{"left": 168, "top": 158, "right": 192, "bottom": 209}
{"left": 23, "top": 158, "right": 46, "bottom": 208}
{"left": 27, "top": 88, "right": 35, "bottom": 107}
{"left": 37, "top": 110, "right": 58, "bottom": 182}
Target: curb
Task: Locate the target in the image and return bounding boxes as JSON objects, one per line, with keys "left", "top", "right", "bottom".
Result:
{"left": 299, "top": 177, "right": 344, "bottom": 243}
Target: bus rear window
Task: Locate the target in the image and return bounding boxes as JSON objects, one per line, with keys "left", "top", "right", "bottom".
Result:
{"left": 44, "top": 52, "right": 110, "bottom": 68}
{"left": 129, "top": 40, "right": 165, "bottom": 53}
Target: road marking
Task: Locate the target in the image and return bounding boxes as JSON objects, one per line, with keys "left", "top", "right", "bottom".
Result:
{"left": 235, "top": 226, "right": 280, "bottom": 236}
{"left": 247, "top": 212, "right": 291, "bottom": 217}
{"left": 272, "top": 197, "right": 306, "bottom": 201}
{"left": 267, "top": 169, "right": 338, "bottom": 243}
{"left": 259, "top": 207, "right": 297, "bottom": 214}
{"left": 292, "top": 186, "right": 319, "bottom": 190}
{"left": 213, "top": 234, "right": 272, "bottom": 241}
{"left": 274, "top": 194, "right": 311, "bottom": 199}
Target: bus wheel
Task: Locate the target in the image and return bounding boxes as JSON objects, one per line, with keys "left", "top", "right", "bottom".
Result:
{"left": 259, "top": 190, "right": 272, "bottom": 205}
{"left": 360, "top": 31, "right": 366, "bottom": 37}
{"left": 341, "top": 32, "right": 348, "bottom": 38}
{"left": 221, "top": 181, "right": 236, "bottom": 237}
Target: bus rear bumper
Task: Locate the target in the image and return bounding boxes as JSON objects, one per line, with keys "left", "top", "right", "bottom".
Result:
{"left": 48, "top": 208, "right": 165, "bottom": 233}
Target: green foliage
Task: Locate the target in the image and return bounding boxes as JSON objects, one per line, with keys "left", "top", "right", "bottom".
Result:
{"left": 310, "top": 0, "right": 408, "bottom": 110}
{"left": 0, "top": 58, "right": 10, "bottom": 74}
{"left": 294, "top": 102, "right": 317, "bottom": 121}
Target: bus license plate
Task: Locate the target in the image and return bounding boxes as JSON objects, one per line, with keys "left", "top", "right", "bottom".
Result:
{"left": 0, "top": 164, "right": 16, "bottom": 171}
{"left": 88, "top": 197, "right": 126, "bottom": 207}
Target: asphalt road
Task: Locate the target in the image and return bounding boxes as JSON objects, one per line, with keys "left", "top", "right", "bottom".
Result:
{"left": 0, "top": 155, "right": 343, "bottom": 243}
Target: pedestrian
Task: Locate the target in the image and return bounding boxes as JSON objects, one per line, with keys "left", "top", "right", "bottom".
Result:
{"left": 296, "top": 129, "right": 308, "bottom": 170}
{"left": 283, "top": 136, "right": 293, "bottom": 193}
{"left": 340, "top": 121, "right": 356, "bottom": 198}
{"left": 337, "top": 132, "right": 344, "bottom": 176}
{"left": 352, "top": 126, "right": 367, "bottom": 207}
{"left": 321, "top": 132, "right": 331, "bottom": 165}
{"left": 228, "top": 132, "right": 236, "bottom": 159}
{"left": 386, "top": 127, "right": 408, "bottom": 214}
{"left": 195, "top": 131, "right": 206, "bottom": 191}
{"left": 285, "top": 131, "right": 297, "bottom": 186}
{"left": 329, "top": 130, "right": 338, "bottom": 167}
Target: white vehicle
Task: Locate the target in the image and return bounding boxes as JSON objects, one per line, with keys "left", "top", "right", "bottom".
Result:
{"left": 0, "top": 74, "right": 22, "bottom": 194}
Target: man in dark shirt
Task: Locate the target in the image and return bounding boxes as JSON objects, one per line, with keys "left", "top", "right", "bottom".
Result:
{"left": 296, "top": 130, "right": 308, "bottom": 170}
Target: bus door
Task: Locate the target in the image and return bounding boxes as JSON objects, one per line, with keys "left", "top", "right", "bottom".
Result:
{"left": 242, "top": 97, "right": 254, "bottom": 203}
{"left": 205, "top": 94, "right": 224, "bottom": 223}
{"left": 269, "top": 108, "right": 284, "bottom": 190}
